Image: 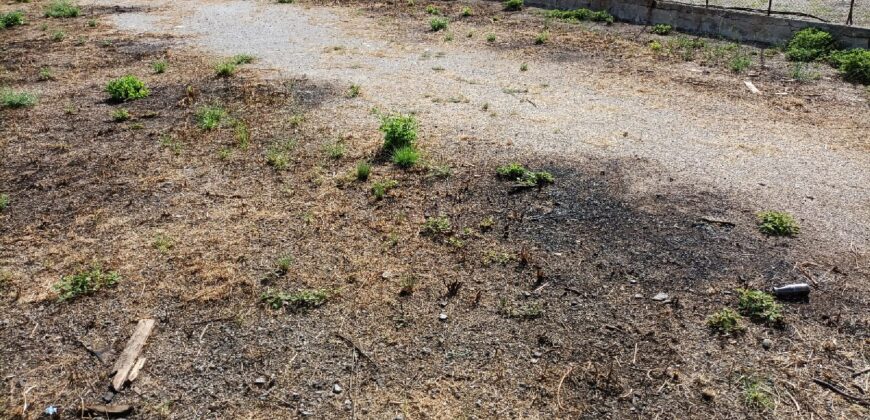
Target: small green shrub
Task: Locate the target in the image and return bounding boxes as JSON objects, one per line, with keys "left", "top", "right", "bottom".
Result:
{"left": 111, "top": 108, "right": 131, "bottom": 122}
{"left": 38, "top": 67, "right": 55, "bottom": 81}
{"left": 496, "top": 163, "right": 554, "bottom": 187}
{"left": 53, "top": 265, "right": 120, "bottom": 301}
{"left": 105, "top": 75, "right": 149, "bottom": 101}
{"left": 0, "top": 194, "right": 8, "bottom": 211}
{"left": 707, "top": 308, "right": 743, "bottom": 334}
{"left": 45, "top": 0, "right": 80, "bottom": 18}
{"left": 422, "top": 215, "right": 451, "bottom": 235}
{"left": 87, "top": 19, "right": 97, "bottom": 27}
{"left": 266, "top": 139, "right": 296, "bottom": 170}
{"left": 233, "top": 120, "right": 250, "bottom": 148}
{"left": 195, "top": 106, "right": 227, "bottom": 130}
{"left": 262, "top": 288, "right": 333, "bottom": 311}
{"left": 51, "top": 30, "right": 66, "bottom": 42}
{"left": 546, "top": 8, "right": 613, "bottom": 24}
{"left": 392, "top": 146, "right": 420, "bottom": 168}
{"left": 738, "top": 289, "right": 783, "bottom": 325}
{"left": 728, "top": 54, "right": 751, "bottom": 73}
{"left": 504, "top": 0, "right": 523, "bottom": 11}
{"left": 651, "top": 23, "right": 672, "bottom": 35}
{"left": 486, "top": 33, "right": 496, "bottom": 43}
{"left": 520, "top": 63, "right": 528, "bottom": 71}
{"left": 275, "top": 255, "right": 293, "bottom": 274}
{"left": 534, "top": 30, "right": 549, "bottom": 45}
{"left": 371, "top": 179, "right": 398, "bottom": 199}
{"left": 215, "top": 62, "right": 236, "bottom": 77}
{"left": 743, "top": 378, "right": 774, "bottom": 411}
{"left": 786, "top": 28, "right": 835, "bottom": 62}
{"left": 829, "top": 48, "right": 870, "bottom": 84}
{"left": 380, "top": 113, "right": 418, "bottom": 151}
{"left": 649, "top": 40, "right": 662, "bottom": 52}
{"left": 152, "top": 234, "right": 174, "bottom": 253}
{"left": 152, "top": 60, "right": 167, "bottom": 74}
{"left": 461, "top": 6, "right": 472, "bottom": 17}
{"left": 757, "top": 211, "right": 799, "bottom": 236}
{"left": 430, "top": 17, "right": 448, "bottom": 32}
{"left": 425, "top": 5, "right": 441, "bottom": 15}
{"left": 0, "top": 89, "right": 37, "bottom": 108}
{"left": 325, "top": 141, "right": 345, "bottom": 159}
{"left": 355, "top": 161, "right": 371, "bottom": 181}
{"left": 346, "top": 84, "right": 361, "bottom": 98}
{"left": 1, "top": 11, "right": 26, "bottom": 28}
{"left": 231, "top": 54, "right": 255, "bottom": 65}
{"left": 499, "top": 298, "right": 543, "bottom": 319}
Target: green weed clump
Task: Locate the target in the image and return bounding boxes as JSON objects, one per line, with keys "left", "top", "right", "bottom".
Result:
{"left": 425, "top": 5, "right": 441, "bottom": 15}
{"left": 422, "top": 215, "right": 451, "bottom": 235}
{"left": 355, "top": 161, "right": 371, "bottom": 181}
{"left": 53, "top": 265, "right": 120, "bottom": 301}
{"left": 461, "top": 6, "right": 472, "bottom": 17}
{"left": 371, "top": 179, "right": 397, "bottom": 199}
{"left": 829, "top": 48, "right": 870, "bottom": 84}
{"left": 0, "top": 194, "right": 8, "bottom": 211}
{"left": 757, "top": 211, "right": 799, "bottom": 236}
{"left": 651, "top": 23, "right": 672, "bottom": 35}
{"left": 786, "top": 28, "right": 836, "bottom": 62}
{"left": 152, "top": 60, "right": 167, "bottom": 74}
{"left": 707, "top": 308, "right": 743, "bottom": 334}
{"left": 430, "top": 17, "right": 448, "bottom": 32}
{"left": 728, "top": 53, "right": 751, "bottom": 73}
{"left": 738, "top": 289, "right": 783, "bottom": 325}
{"left": 1, "top": 89, "right": 37, "bottom": 108}
{"left": 105, "top": 75, "right": 149, "bottom": 101}
{"left": 499, "top": 298, "right": 543, "bottom": 319}
{"left": 743, "top": 378, "right": 774, "bottom": 411}
{"left": 392, "top": 146, "right": 420, "bottom": 168}
{"left": 380, "top": 113, "right": 418, "bottom": 151}
{"left": 1, "top": 11, "right": 26, "bottom": 28}
{"left": 534, "top": 30, "right": 549, "bottom": 45}
{"left": 45, "top": 0, "right": 80, "bottom": 18}
{"left": 111, "top": 108, "right": 131, "bottom": 122}
{"left": 504, "top": 0, "right": 523, "bottom": 11}
{"left": 262, "top": 288, "right": 333, "bottom": 311}
{"left": 195, "top": 106, "right": 227, "bottom": 130}
{"left": 496, "top": 163, "right": 554, "bottom": 187}
{"left": 546, "top": 8, "right": 613, "bottom": 24}
{"left": 215, "top": 62, "right": 236, "bottom": 77}
{"left": 231, "top": 54, "right": 255, "bottom": 64}
{"left": 266, "top": 139, "right": 296, "bottom": 170}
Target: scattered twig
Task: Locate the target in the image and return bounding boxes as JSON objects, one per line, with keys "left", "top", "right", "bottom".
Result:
{"left": 812, "top": 378, "right": 870, "bottom": 406}
{"left": 334, "top": 332, "right": 382, "bottom": 386}
{"left": 853, "top": 368, "right": 870, "bottom": 378}
{"left": 556, "top": 364, "right": 574, "bottom": 410}
{"left": 73, "top": 337, "right": 108, "bottom": 365}
{"left": 112, "top": 319, "right": 156, "bottom": 391}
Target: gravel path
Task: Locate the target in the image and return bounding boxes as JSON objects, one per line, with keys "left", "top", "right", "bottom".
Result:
{"left": 88, "top": 0, "right": 869, "bottom": 254}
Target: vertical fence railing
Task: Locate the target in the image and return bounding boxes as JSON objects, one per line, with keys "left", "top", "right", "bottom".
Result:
{"left": 697, "top": 1, "right": 861, "bottom": 27}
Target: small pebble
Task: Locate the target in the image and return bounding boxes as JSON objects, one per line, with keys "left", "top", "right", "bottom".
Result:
{"left": 438, "top": 313, "right": 448, "bottom": 321}
{"left": 762, "top": 338, "right": 772, "bottom": 350}
{"left": 652, "top": 292, "right": 669, "bottom": 301}
{"left": 333, "top": 383, "right": 343, "bottom": 394}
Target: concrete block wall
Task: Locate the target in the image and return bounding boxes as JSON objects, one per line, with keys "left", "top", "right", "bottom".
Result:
{"left": 525, "top": 0, "right": 870, "bottom": 48}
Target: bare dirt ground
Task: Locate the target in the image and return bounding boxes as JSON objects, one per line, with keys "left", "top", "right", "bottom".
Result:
{"left": 1, "top": 1, "right": 868, "bottom": 419}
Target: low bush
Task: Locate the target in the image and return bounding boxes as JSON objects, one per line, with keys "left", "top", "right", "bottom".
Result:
{"left": 195, "top": 106, "right": 227, "bottom": 130}
{"left": 738, "top": 289, "right": 783, "bottom": 325}
{"left": 707, "top": 308, "right": 743, "bottom": 334}
{"left": 1, "top": 89, "right": 37, "bottom": 108}
{"left": 0, "top": 194, "right": 8, "bottom": 211}
{"left": 215, "top": 62, "right": 236, "bottom": 77}
{"left": 355, "top": 162, "right": 371, "bottom": 180}
{"left": 430, "top": 17, "right": 448, "bottom": 32}
{"left": 45, "top": 0, "right": 80, "bottom": 18}
{"left": 105, "top": 75, "right": 149, "bottom": 101}
{"left": 1, "top": 10, "right": 26, "bottom": 28}
{"left": 53, "top": 265, "right": 120, "bottom": 301}
{"left": 757, "top": 211, "right": 799, "bottom": 236}
{"left": 786, "top": 28, "right": 836, "bottom": 62}
{"left": 504, "top": 0, "right": 523, "bottom": 11}
{"left": 262, "top": 288, "right": 333, "bottom": 311}
{"left": 392, "top": 146, "right": 420, "bottom": 168}
{"left": 152, "top": 60, "right": 167, "bottom": 74}
{"left": 829, "top": 48, "right": 870, "bottom": 84}
{"left": 651, "top": 23, "right": 672, "bottom": 35}
{"left": 546, "top": 8, "right": 613, "bottom": 25}
{"left": 425, "top": 5, "right": 440, "bottom": 15}
{"left": 380, "top": 113, "right": 418, "bottom": 151}
{"left": 496, "top": 163, "right": 554, "bottom": 187}
{"left": 371, "top": 179, "right": 398, "bottom": 199}
{"left": 111, "top": 108, "right": 131, "bottom": 122}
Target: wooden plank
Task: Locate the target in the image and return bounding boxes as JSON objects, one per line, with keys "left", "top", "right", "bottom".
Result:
{"left": 744, "top": 80, "right": 761, "bottom": 94}
{"left": 111, "top": 319, "right": 155, "bottom": 391}
{"left": 127, "top": 357, "right": 147, "bottom": 382}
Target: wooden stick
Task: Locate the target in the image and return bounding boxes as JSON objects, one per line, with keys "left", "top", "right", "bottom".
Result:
{"left": 112, "top": 319, "right": 156, "bottom": 391}
{"left": 812, "top": 378, "right": 869, "bottom": 407}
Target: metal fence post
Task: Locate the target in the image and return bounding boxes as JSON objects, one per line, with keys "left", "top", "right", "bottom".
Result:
{"left": 767, "top": 0, "right": 772, "bottom": 16}
{"left": 846, "top": 0, "right": 855, "bottom": 26}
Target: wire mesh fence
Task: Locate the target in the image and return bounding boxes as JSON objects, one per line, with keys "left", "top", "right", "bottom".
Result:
{"left": 673, "top": 0, "right": 867, "bottom": 28}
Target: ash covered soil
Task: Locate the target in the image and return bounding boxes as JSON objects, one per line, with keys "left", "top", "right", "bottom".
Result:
{"left": 1, "top": 1, "right": 868, "bottom": 419}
